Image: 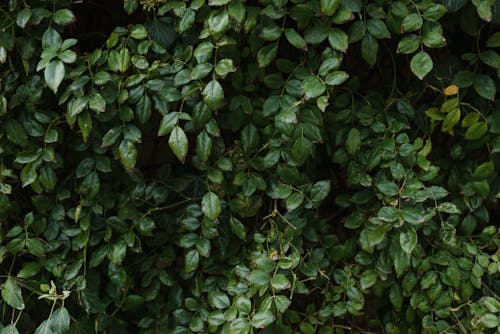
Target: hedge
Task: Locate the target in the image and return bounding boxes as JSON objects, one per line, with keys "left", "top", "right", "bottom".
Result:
{"left": 0, "top": 0, "right": 499, "bottom": 333}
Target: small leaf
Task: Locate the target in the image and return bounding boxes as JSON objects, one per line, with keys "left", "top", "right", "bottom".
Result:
{"left": 44, "top": 60, "right": 65, "bottom": 93}
{"left": 309, "top": 180, "right": 331, "bottom": 207}
{"left": 443, "top": 85, "right": 459, "bottom": 96}
{"left": 487, "top": 32, "right": 500, "bottom": 47}
{"left": 53, "top": 9, "right": 75, "bottom": 26}
{"left": 400, "top": 227, "right": 418, "bottom": 254}
{"left": 1, "top": 277, "right": 25, "bottom": 310}
{"left": 473, "top": 74, "right": 496, "bottom": 100}
{"left": 442, "top": 108, "right": 461, "bottom": 133}
{"left": 215, "top": 58, "right": 236, "bottom": 76}
{"left": 49, "top": 307, "right": 71, "bottom": 333}
{"left": 286, "top": 192, "right": 304, "bottom": 211}
{"left": 257, "top": 44, "right": 278, "bottom": 68}
{"left": 157, "top": 113, "right": 178, "bottom": 136}
{"left": 202, "top": 80, "right": 224, "bottom": 110}
{"left": 465, "top": 121, "right": 488, "bottom": 140}
{"left": 185, "top": 249, "right": 199, "bottom": 273}
{"left": 410, "top": 51, "right": 433, "bottom": 80}
{"left": 361, "top": 34, "right": 379, "bottom": 66}
{"left": 284, "top": 29, "right": 307, "bottom": 50}
{"left": 89, "top": 94, "right": 106, "bottom": 113}
{"left": 16, "top": 8, "right": 32, "bottom": 28}
{"left": 202, "top": 192, "right": 221, "bottom": 220}
{"left": 328, "top": 28, "right": 348, "bottom": 52}
{"left": 168, "top": 126, "right": 189, "bottom": 163}
{"left": 401, "top": 13, "right": 423, "bottom": 32}
{"left": 302, "top": 76, "right": 326, "bottom": 99}
{"left": 251, "top": 311, "right": 274, "bottom": 329}
{"left": 345, "top": 128, "right": 361, "bottom": 155}
{"left": 320, "top": 0, "right": 341, "bottom": 15}
{"left": 118, "top": 140, "right": 137, "bottom": 170}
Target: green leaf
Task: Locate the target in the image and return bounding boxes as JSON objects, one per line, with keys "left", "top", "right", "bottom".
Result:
{"left": 360, "top": 270, "right": 377, "bottom": 289}
{"left": 118, "top": 140, "right": 137, "bottom": 170}
{"left": 440, "top": 0, "right": 468, "bottom": 12}
{"left": 110, "top": 240, "right": 127, "bottom": 264}
{"left": 284, "top": 29, "right": 307, "bottom": 50}
{"left": 473, "top": 74, "right": 496, "bottom": 100}
{"left": 229, "top": 216, "right": 246, "bottom": 240}
{"left": 196, "top": 131, "right": 212, "bottom": 162}
{"left": 377, "top": 180, "right": 399, "bottom": 196}
{"left": 1, "top": 325, "right": 20, "bottom": 334}
{"left": 118, "top": 48, "right": 131, "bottom": 73}
{"left": 286, "top": 192, "right": 304, "bottom": 211}
{"left": 400, "top": 227, "right": 418, "bottom": 254}
{"left": 274, "top": 295, "right": 291, "bottom": 313}
{"left": 302, "top": 76, "right": 326, "bottom": 99}
{"left": 400, "top": 207, "right": 426, "bottom": 225}
{"left": 157, "top": 113, "right": 178, "bottom": 136}
{"left": 251, "top": 311, "right": 274, "bottom": 329}
{"left": 27, "top": 239, "right": 45, "bottom": 257}
{"left": 480, "top": 314, "right": 499, "bottom": 328}
{"left": 49, "top": 307, "right": 71, "bottom": 333}
{"left": 168, "top": 126, "right": 188, "bottom": 163}
{"left": 78, "top": 111, "right": 92, "bottom": 142}
{"left": 257, "top": 44, "right": 278, "bottom": 68}
{"left": 465, "top": 122, "right": 488, "bottom": 140}
{"left": 124, "top": 0, "right": 139, "bottom": 14}
{"left": 102, "top": 127, "right": 122, "bottom": 148}
{"left": 34, "top": 321, "right": 51, "bottom": 334}
{"left": 215, "top": 58, "right": 236, "bottom": 76}
{"left": 211, "top": 292, "right": 230, "bottom": 309}
{"left": 367, "top": 19, "right": 390, "bottom": 39}
{"left": 202, "top": 192, "right": 221, "bottom": 220}
{"left": 191, "top": 63, "right": 213, "bottom": 80}
{"left": 17, "top": 262, "right": 42, "bottom": 279}
{"left": 16, "top": 8, "right": 32, "bottom": 28}
{"left": 130, "top": 25, "right": 148, "bottom": 39}
{"left": 328, "top": 28, "right": 349, "bottom": 52}
{"left": 241, "top": 123, "right": 259, "bottom": 151}
{"left": 345, "top": 128, "right": 361, "bottom": 155}
{"left": 487, "top": 32, "right": 500, "bottom": 47}
{"left": 361, "top": 34, "right": 379, "bottom": 66}
{"left": 410, "top": 51, "right": 433, "bottom": 80}
{"left": 202, "top": 80, "right": 224, "bottom": 110}
{"left": 320, "top": 0, "right": 342, "bottom": 15}
{"left": 89, "top": 94, "right": 106, "bottom": 113}
{"left": 309, "top": 181, "right": 331, "bottom": 207}
{"left": 401, "top": 13, "right": 423, "bottom": 32}
{"left": 185, "top": 249, "right": 199, "bottom": 273}
{"left": 208, "top": 9, "right": 230, "bottom": 35}
{"left": 378, "top": 206, "right": 400, "bottom": 222}
{"left": 325, "top": 71, "right": 349, "bottom": 86}
{"left": 397, "top": 34, "right": 420, "bottom": 54}
{"left": 442, "top": 108, "right": 461, "bottom": 133}
{"left": 44, "top": 60, "right": 65, "bottom": 93}
{"left": 178, "top": 8, "right": 195, "bottom": 32}
{"left": 53, "top": 9, "right": 75, "bottom": 26}
{"left": 1, "top": 278, "right": 24, "bottom": 310}
{"left": 136, "top": 94, "right": 152, "bottom": 124}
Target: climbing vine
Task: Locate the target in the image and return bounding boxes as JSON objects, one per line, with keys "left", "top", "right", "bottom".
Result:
{"left": 0, "top": 0, "right": 499, "bottom": 333}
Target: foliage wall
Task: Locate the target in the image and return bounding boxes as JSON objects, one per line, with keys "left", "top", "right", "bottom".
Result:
{"left": 0, "top": 0, "right": 499, "bottom": 333}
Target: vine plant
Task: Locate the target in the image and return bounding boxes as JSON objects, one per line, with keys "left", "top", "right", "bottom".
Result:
{"left": 0, "top": 0, "right": 499, "bottom": 333}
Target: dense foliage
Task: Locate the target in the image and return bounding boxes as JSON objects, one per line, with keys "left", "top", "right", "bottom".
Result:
{"left": 0, "top": 0, "right": 499, "bottom": 333}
